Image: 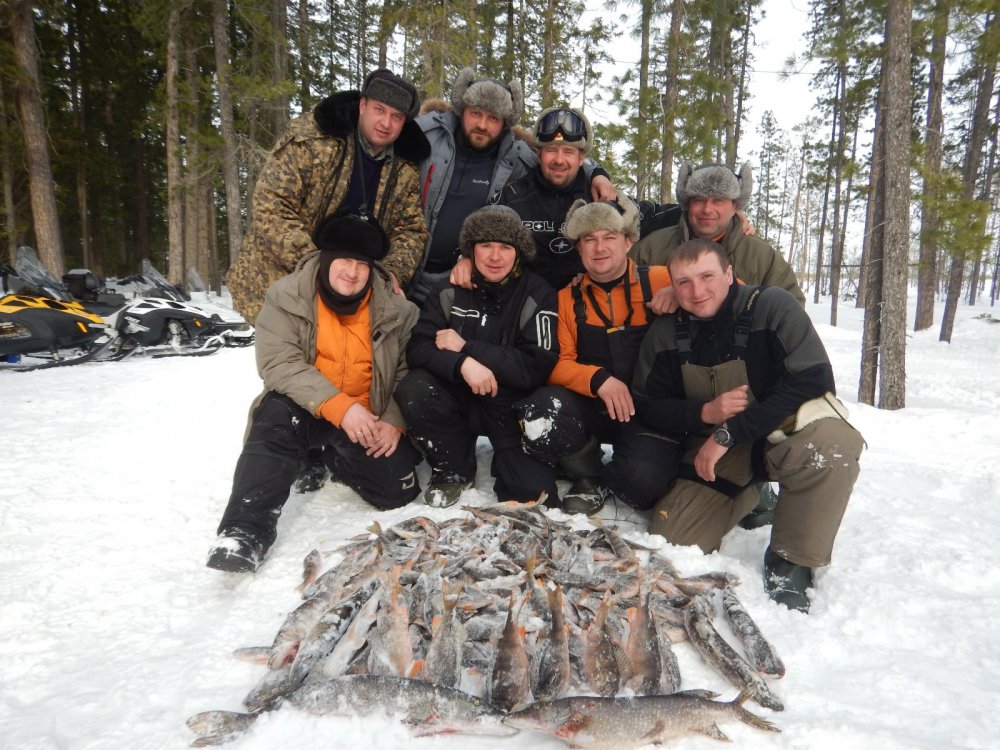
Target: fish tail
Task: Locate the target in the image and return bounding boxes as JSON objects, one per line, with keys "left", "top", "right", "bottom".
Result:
{"left": 731, "top": 692, "right": 781, "bottom": 733}
{"left": 185, "top": 709, "right": 258, "bottom": 737}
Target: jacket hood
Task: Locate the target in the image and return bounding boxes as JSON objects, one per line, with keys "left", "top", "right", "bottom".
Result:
{"left": 313, "top": 91, "right": 430, "bottom": 164}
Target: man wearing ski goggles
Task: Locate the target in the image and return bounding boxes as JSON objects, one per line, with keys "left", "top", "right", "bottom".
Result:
{"left": 534, "top": 108, "right": 591, "bottom": 143}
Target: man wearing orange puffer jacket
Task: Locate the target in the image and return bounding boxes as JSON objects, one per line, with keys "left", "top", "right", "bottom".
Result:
{"left": 206, "top": 212, "right": 420, "bottom": 573}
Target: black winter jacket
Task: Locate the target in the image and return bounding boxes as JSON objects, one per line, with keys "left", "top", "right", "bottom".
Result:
{"left": 406, "top": 270, "right": 559, "bottom": 408}
{"left": 632, "top": 283, "right": 835, "bottom": 446}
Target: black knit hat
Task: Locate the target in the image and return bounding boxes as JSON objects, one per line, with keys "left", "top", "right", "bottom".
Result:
{"left": 312, "top": 210, "right": 389, "bottom": 265}
{"left": 362, "top": 68, "right": 420, "bottom": 119}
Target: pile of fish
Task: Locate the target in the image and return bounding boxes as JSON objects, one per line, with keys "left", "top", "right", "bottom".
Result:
{"left": 188, "top": 502, "right": 785, "bottom": 747}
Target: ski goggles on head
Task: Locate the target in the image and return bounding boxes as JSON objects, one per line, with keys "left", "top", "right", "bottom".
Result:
{"left": 535, "top": 109, "right": 588, "bottom": 143}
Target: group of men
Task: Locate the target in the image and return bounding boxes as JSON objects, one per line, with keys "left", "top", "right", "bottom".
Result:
{"left": 206, "top": 67, "right": 864, "bottom": 613}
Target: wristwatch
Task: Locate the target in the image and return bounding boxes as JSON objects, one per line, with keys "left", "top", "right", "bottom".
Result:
{"left": 713, "top": 426, "right": 735, "bottom": 448}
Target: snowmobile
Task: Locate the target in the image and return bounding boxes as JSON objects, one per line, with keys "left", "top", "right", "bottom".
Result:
{"left": 1, "top": 247, "right": 253, "bottom": 371}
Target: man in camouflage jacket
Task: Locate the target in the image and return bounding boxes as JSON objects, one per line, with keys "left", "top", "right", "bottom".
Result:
{"left": 228, "top": 69, "right": 430, "bottom": 323}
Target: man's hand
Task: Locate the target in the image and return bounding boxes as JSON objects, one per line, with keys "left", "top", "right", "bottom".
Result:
{"left": 460, "top": 358, "right": 498, "bottom": 396}
{"left": 596, "top": 376, "right": 634, "bottom": 422}
{"left": 341, "top": 403, "right": 381, "bottom": 448}
{"left": 647, "top": 286, "right": 678, "bottom": 315}
{"left": 365, "top": 421, "right": 401, "bottom": 458}
{"left": 389, "top": 272, "right": 404, "bottom": 296}
{"left": 449, "top": 257, "right": 475, "bottom": 289}
{"left": 737, "top": 211, "right": 756, "bottom": 236}
{"left": 701, "top": 385, "right": 749, "bottom": 425}
{"left": 694, "top": 438, "right": 728, "bottom": 481}
{"left": 436, "top": 328, "right": 466, "bottom": 352}
{"left": 590, "top": 175, "right": 618, "bottom": 202}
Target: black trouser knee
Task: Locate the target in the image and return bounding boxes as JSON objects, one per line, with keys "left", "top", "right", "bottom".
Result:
{"left": 517, "top": 386, "right": 593, "bottom": 466}
{"left": 606, "top": 423, "right": 681, "bottom": 511}
{"left": 327, "top": 428, "right": 421, "bottom": 509}
{"left": 397, "top": 369, "right": 476, "bottom": 479}
{"left": 218, "top": 392, "right": 322, "bottom": 543}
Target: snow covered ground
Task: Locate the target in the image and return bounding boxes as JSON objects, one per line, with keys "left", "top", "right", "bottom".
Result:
{"left": 2, "top": 293, "right": 999, "bottom": 750}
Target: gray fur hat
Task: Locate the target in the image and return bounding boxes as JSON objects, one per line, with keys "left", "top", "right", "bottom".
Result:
{"left": 450, "top": 68, "right": 523, "bottom": 128}
{"left": 459, "top": 205, "right": 536, "bottom": 263}
{"left": 563, "top": 196, "right": 641, "bottom": 243}
{"left": 675, "top": 162, "right": 753, "bottom": 210}
{"left": 530, "top": 107, "right": 594, "bottom": 153}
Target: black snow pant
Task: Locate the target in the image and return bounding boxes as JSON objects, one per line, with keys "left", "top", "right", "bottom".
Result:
{"left": 395, "top": 369, "right": 559, "bottom": 503}
{"left": 217, "top": 392, "right": 420, "bottom": 546}
{"left": 517, "top": 385, "right": 679, "bottom": 511}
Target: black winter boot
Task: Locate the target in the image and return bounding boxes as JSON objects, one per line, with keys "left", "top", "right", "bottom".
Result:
{"left": 739, "top": 482, "right": 778, "bottom": 529}
{"left": 558, "top": 437, "right": 608, "bottom": 515}
{"left": 206, "top": 527, "right": 268, "bottom": 573}
{"left": 763, "top": 546, "right": 813, "bottom": 612}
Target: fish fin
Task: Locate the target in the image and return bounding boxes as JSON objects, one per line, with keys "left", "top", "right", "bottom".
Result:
{"left": 406, "top": 658, "right": 426, "bottom": 678}
{"left": 696, "top": 724, "right": 730, "bottom": 741}
{"left": 231, "top": 646, "right": 271, "bottom": 665}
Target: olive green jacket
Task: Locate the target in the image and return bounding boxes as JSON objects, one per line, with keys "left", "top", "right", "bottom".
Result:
{"left": 228, "top": 91, "right": 430, "bottom": 322}
{"left": 253, "top": 253, "right": 419, "bottom": 430}
{"left": 629, "top": 215, "right": 806, "bottom": 306}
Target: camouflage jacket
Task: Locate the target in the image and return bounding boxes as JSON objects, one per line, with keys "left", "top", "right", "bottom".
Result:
{"left": 228, "top": 91, "right": 430, "bottom": 322}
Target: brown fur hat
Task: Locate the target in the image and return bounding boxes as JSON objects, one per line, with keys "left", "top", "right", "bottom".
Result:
{"left": 459, "top": 205, "right": 536, "bottom": 263}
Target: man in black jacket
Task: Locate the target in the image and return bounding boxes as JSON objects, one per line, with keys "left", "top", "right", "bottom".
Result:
{"left": 632, "top": 239, "right": 864, "bottom": 612}
{"left": 450, "top": 107, "right": 682, "bottom": 292}
{"left": 396, "top": 205, "right": 559, "bottom": 507}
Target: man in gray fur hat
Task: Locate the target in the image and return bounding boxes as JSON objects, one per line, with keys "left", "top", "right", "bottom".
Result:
{"left": 396, "top": 205, "right": 560, "bottom": 508}
{"left": 411, "top": 70, "right": 618, "bottom": 303}
{"left": 630, "top": 162, "right": 804, "bottom": 305}
{"left": 630, "top": 161, "right": 806, "bottom": 529}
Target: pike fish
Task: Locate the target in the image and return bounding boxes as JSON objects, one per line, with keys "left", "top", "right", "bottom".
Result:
{"left": 502, "top": 689, "right": 780, "bottom": 749}
{"left": 722, "top": 586, "right": 786, "bottom": 677}
{"left": 187, "top": 675, "right": 517, "bottom": 746}
{"left": 684, "top": 595, "right": 785, "bottom": 711}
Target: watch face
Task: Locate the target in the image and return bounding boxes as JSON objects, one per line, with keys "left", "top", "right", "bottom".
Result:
{"left": 715, "top": 428, "right": 733, "bottom": 447}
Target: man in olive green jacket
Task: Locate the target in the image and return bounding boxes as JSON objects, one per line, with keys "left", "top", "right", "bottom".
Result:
{"left": 228, "top": 69, "right": 430, "bottom": 323}
{"left": 629, "top": 162, "right": 805, "bottom": 306}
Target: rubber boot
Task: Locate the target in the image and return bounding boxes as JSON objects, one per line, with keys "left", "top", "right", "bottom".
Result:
{"left": 763, "top": 546, "right": 813, "bottom": 613}
{"left": 206, "top": 527, "right": 268, "bottom": 573}
{"left": 739, "top": 482, "right": 778, "bottom": 529}
{"left": 559, "top": 437, "right": 609, "bottom": 514}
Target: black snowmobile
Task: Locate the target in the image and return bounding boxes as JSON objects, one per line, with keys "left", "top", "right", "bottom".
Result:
{"left": 1, "top": 247, "right": 253, "bottom": 370}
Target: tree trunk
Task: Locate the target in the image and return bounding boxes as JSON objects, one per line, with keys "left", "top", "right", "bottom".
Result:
{"left": 660, "top": 0, "right": 683, "bottom": 202}
{"left": 272, "top": 0, "right": 289, "bottom": 139}
{"left": 731, "top": 1, "right": 752, "bottom": 166}
{"left": 10, "top": 0, "right": 65, "bottom": 275}
{"left": 213, "top": 0, "right": 244, "bottom": 265}
{"left": 915, "top": 0, "right": 948, "bottom": 330}
{"left": 878, "top": 0, "right": 911, "bottom": 410}
{"left": 0, "top": 75, "right": 19, "bottom": 261}
{"left": 858, "top": 62, "right": 887, "bottom": 406}
{"left": 828, "top": 63, "right": 847, "bottom": 325}
{"left": 857, "top": 79, "right": 884, "bottom": 309}
{"left": 165, "top": 6, "right": 184, "bottom": 285}
{"left": 940, "top": 13, "right": 997, "bottom": 343}
{"left": 786, "top": 140, "right": 806, "bottom": 277}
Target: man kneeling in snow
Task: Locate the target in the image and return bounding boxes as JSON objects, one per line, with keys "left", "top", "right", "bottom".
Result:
{"left": 632, "top": 239, "right": 864, "bottom": 612}
{"left": 207, "top": 212, "right": 421, "bottom": 573}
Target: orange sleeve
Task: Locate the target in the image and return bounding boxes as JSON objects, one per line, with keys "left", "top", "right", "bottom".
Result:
{"left": 547, "top": 287, "right": 602, "bottom": 396}
{"left": 318, "top": 392, "right": 358, "bottom": 427}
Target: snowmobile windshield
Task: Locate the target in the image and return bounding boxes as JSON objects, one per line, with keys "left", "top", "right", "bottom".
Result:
{"left": 141, "top": 260, "right": 189, "bottom": 301}
{"left": 14, "top": 247, "right": 73, "bottom": 302}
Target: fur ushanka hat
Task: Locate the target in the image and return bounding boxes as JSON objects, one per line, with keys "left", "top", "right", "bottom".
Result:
{"left": 450, "top": 68, "right": 523, "bottom": 128}
{"left": 563, "top": 196, "right": 641, "bottom": 243}
{"left": 458, "top": 205, "right": 536, "bottom": 264}
{"left": 675, "top": 162, "right": 753, "bottom": 210}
